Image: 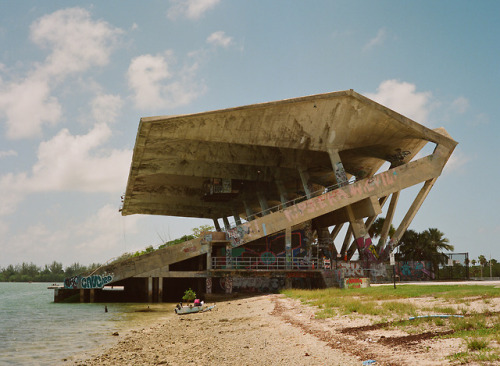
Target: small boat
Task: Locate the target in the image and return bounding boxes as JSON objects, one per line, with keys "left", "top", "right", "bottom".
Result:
{"left": 175, "top": 303, "right": 216, "bottom": 314}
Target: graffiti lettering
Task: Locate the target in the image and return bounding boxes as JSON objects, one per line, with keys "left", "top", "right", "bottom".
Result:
{"left": 81, "top": 274, "right": 113, "bottom": 289}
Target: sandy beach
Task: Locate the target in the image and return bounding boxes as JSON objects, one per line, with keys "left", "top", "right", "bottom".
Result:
{"left": 63, "top": 290, "right": 500, "bottom": 366}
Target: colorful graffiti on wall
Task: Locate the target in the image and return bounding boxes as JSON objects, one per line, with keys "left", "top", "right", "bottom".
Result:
{"left": 221, "top": 229, "right": 306, "bottom": 270}
{"left": 396, "top": 261, "right": 434, "bottom": 281}
{"left": 64, "top": 274, "right": 113, "bottom": 289}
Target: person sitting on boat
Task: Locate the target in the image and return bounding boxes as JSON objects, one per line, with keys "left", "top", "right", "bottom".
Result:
{"left": 193, "top": 299, "right": 201, "bottom": 306}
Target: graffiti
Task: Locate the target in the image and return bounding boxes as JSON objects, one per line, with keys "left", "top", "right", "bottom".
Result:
{"left": 227, "top": 225, "right": 250, "bottom": 247}
{"left": 64, "top": 274, "right": 113, "bottom": 289}
{"left": 183, "top": 246, "right": 197, "bottom": 253}
{"left": 224, "top": 277, "right": 233, "bottom": 294}
{"left": 345, "top": 278, "right": 362, "bottom": 289}
{"left": 232, "top": 277, "right": 285, "bottom": 293}
{"left": 284, "top": 171, "right": 397, "bottom": 223}
{"left": 334, "top": 162, "right": 348, "bottom": 186}
{"left": 369, "top": 263, "right": 388, "bottom": 278}
{"left": 64, "top": 276, "right": 79, "bottom": 289}
{"left": 81, "top": 274, "right": 113, "bottom": 289}
{"left": 337, "top": 262, "right": 363, "bottom": 277}
{"left": 343, "top": 277, "right": 370, "bottom": 289}
{"left": 396, "top": 261, "right": 434, "bottom": 281}
{"left": 386, "top": 149, "right": 411, "bottom": 166}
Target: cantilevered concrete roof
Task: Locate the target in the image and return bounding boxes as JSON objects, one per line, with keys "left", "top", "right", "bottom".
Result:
{"left": 121, "top": 90, "right": 455, "bottom": 220}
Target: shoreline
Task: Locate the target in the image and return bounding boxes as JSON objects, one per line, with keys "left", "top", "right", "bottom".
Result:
{"left": 63, "top": 295, "right": 360, "bottom": 366}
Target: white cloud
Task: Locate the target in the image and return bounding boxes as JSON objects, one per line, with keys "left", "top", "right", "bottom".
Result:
{"left": 91, "top": 93, "right": 123, "bottom": 124}
{"left": 207, "top": 31, "right": 233, "bottom": 47}
{"left": 364, "top": 28, "right": 387, "bottom": 51}
{"left": 0, "top": 8, "right": 122, "bottom": 140}
{"left": 0, "top": 149, "right": 17, "bottom": 158}
{"left": 0, "top": 75, "right": 62, "bottom": 139}
{"left": 451, "top": 97, "right": 469, "bottom": 114}
{"left": 2, "top": 204, "right": 141, "bottom": 266}
{"left": 30, "top": 7, "right": 122, "bottom": 78}
{"left": 365, "top": 79, "right": 432, "bottom": 123}
{"left": 127, "top": 52, "right": 205, "bottom": 110}
{"left": 0, "top": 123, "right": 132, "bottom": 216}
{"left": 167, "top": 0, "right": 220, "bottom": 20}
{"left": 30, "top": 123, "right": 131, "bottom": 192}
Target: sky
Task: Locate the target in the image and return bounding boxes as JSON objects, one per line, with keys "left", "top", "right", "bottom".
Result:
{"left": 0, "top": 1, "right": 498, "bottom": 268}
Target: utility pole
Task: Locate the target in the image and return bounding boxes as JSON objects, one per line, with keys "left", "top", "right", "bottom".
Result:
{"left": 490, "top": 254, "right": 493, "bottom": 278}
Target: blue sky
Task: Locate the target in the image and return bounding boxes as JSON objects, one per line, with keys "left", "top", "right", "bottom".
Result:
{"left": 0, "top": 1, "right": 498, "bottom": 268}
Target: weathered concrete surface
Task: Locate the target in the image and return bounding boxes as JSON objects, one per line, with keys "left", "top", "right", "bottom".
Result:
{"left": 91, "top": 90, "right": 457, "bottom": 287}
{"left": 121, "top": 90, "right": 456, "bottom": 220}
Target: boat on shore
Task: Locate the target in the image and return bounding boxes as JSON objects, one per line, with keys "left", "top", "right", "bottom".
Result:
{"left": 174, "top": 303, "right": 216, "bottom": 315}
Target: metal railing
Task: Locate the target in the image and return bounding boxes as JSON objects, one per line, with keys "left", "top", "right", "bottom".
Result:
{"left": 221, "top": 178, "right": 356, "bottom": 231}
{"left": 211, "top": 256, "right": 327, "bottom": 270}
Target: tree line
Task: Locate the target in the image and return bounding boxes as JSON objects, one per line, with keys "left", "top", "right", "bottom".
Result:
{"left": 0, "top": 261, "right": 101, "bottom": 283}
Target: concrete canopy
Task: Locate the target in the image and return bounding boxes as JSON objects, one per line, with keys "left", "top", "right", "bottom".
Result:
{"left": 121, "top": 90, "right": 454, "bottom": 221}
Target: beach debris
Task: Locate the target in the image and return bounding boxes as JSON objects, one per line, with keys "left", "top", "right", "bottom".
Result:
{"left": 409, "top": 315, "right": 464, "bottom": 320}
{"left": 112, "top": 332, "right": 119, "bottom": 336}
{"left": 362, "top": 360, "right": 376, "bottom": 365}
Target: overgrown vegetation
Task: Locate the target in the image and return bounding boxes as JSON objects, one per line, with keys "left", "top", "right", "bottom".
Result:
{"left": 282, "top": 285, "right": 500, "bottom": 363}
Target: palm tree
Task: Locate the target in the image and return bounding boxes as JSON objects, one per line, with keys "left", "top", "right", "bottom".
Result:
{"left": 397, "top": 228, "right": 453, "bottom": 276}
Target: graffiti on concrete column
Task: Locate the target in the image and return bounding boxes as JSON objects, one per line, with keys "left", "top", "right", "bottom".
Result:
{"left": 226, "top": 225, "right": 250, "bottom": 247}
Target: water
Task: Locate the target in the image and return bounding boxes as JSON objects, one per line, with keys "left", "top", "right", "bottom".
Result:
{"left": 0, "top": 283, "right": 174, "bottom": 365}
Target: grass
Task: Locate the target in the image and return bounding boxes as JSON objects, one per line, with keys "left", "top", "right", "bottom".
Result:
{"left": 282, "top": 285, "right": 500, "bottom": 363}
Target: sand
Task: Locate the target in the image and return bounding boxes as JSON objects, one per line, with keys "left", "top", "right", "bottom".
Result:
{"left": 62, "top": 290, "right": 500, "bottom": 366}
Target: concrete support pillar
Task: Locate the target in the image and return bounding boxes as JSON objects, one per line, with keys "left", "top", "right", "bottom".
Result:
{"left": 298, "top": 167, "right": 312, "bottom": 199}
{"left": 257, "top": 192, "right": 269, "bottom": 215}
{"left": 206, "top": 277, "right": 212, "bottom": 294}
{"left": 285, "top": 227, "right": 292, "bottom": 269}
{"left": 89, "top": 289, "right": 95, "bottom": 303}
{"left": 243, "top": 200, "right": 254, "bottom": 221}
{"left": 79, "top": 289, "right": 85, "bottom": 303}
{"left": 222, "top": 217, "right": 231, "bottom": 230}
{"left": 328, "top": 148, "right": 348, "bottom": 186}
{"left": 276, "top": 180, "right": 289, "bottom": 207}
{"left": 345, "top": 205, "right": 370, "bottom": 260}
{"left": 225, "top": 243, "right": 233, "bottom": 269}
{"left": 147, "top": 277, "right": 153, "bottom": 303}
{"left": 213, "top": 218, "right": 221, "bottom": 232}
{"left": 225, "top": 276, "right": 233, "bottom": 294}
{"left": 158, "top": 277, "right": 163, "bottom": 303}
{"left": 232, "top": 210, "right": 242, "bottom": 226}
{"left": 207, "top": 242, "right": 212, "bottom": 270}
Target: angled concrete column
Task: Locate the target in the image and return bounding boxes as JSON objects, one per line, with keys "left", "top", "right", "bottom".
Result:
{"left": 328, "top": 148, "right": 348, "bottom": 186}
{"left": 213, "top": 218, "right": 221, "bottom": 232}
{"left": 378, "top": 191, "right": 400, "bottom": 247}
{"left": 257, "top": 191, "right": 269, "bottom": 215}
{"left": 276, "top": 180, "right": 289, "bottom": 207}
{"left": 298, "top": 167, "right": 312, "bottom": 199}
{"left": 158, "top": 277, "right": 163, "bottom": 303}
{"left": 222, "top": 216, "right": 231, "bottom": 230}
{"left": 243, "top": 200, "right": 254, "bottom": 221}
{"left": 340, "top": 225, "right": 353, "bottom": 259}
{"left": 285, "top": 227, "right": 292, "bottom": 269}
{"left": 393, "top": 179, "right": 437, "bottom": 244}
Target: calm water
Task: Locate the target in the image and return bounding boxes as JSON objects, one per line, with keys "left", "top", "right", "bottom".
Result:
{"left": 0, "top": 282, "right": 174, "bottom": 365}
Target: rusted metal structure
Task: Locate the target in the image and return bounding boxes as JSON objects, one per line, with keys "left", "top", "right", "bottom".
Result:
{"left": 55, "top": 90, "right": 456, "bottom": 302}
